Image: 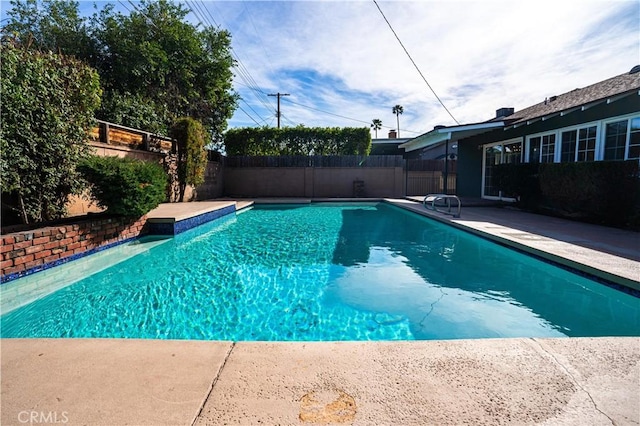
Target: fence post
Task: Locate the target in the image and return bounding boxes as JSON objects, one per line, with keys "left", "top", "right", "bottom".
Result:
{"left": 99, "top": 122, "right": 110, "bottom": 145}
{"left": 143, "top": 133, "right": 150, "bottom": 151}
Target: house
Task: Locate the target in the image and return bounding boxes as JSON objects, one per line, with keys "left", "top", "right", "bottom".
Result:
{"left": 370, "top": 129, "right": 410, "bottom": 155}
{"left": 400, "top": 66, "right": 640, "bottom": 200}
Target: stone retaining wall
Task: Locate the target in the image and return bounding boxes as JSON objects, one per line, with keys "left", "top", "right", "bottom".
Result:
{"left": 1, "top": 215, "right": 147, "bottom": 282}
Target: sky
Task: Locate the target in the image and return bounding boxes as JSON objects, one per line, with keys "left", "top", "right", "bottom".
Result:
{"left": 2, "top": 0, "right": 639, "bottom": 138}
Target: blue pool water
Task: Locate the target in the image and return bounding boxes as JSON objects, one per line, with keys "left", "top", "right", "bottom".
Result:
{"left": 1, "top": 203, "right": 639, "bottom": 340}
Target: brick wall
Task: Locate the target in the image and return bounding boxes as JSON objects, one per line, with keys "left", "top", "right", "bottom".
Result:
{"left": 1, "top": 215, "right": 148, "bottom": 282}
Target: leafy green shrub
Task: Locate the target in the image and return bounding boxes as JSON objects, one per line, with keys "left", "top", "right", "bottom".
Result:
{"left": 170, "top": 117, "right": 208, "bottom": 202}
{"left": 539, "top": 160, "right": 639, "bottom": 226}
{"left": 78, "top": 156, "right": 168, "bottom": 217}
{"left": 224, "top": 126, "right": 371, "bottom": 155}
{"left": 494, "top": 163, "right": 541, "bottom": 209}
{"left": 496, "top": 160, "right": 640, "bottom": 228}
{"left": 0, "top": 43, "right": 101, "bottom": 224}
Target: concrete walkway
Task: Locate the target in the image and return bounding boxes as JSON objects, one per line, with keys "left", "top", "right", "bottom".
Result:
{"left": 2, "top": 199, "right": 639, "bottom": 425}
{"left": 2, "top": 337, "right": 638, "bottom": 425}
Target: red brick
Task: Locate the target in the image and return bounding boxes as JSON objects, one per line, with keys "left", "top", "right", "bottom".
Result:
{"left": 60, "top": 238, "right": 74, "bottom": 246}
{"left": 24, "top": 259, "right": 44, "bottom": 269}
{"left": 13, "top": 240, "right": 33, "bottom": 250}
{"left": 7, "top": 249, "right": 25, "bottom": 259}
{"left": 67, "top": 242, "right": 81, "bottom": 251}
{"left": 39, "top": 229, "right": 52, "bottom": 237}
{"left": 2, "top": 236, "right": 15, "bottom": 245}
{"left": 13, "top": 254, "right": 35, "bottom": 266}
{"left": 3, "top": 264, "right": 25, "bottom": 275}
{"left": 34, "top": 250, "right": 52, "bottom": 260}
{"left": 25, "top": 244, "right": 44, "bottom": 255}
{"left": 59, "top": 250, "right": 74, "bottom": 259}
{"left": 73, "top": 248, "right": 86, "bottom": 255}
{"left": 66, "top": 231, "right": 78, "bottom": 239}
{"left": 57, "top": 227, "right": 66, "bottom": 234}
{"left": 44, "top": 241, "right": 60, "bottom": 250}
{"left": 33, "top": 236, "right": 50, "bottom": 245}
{"left": 1, "top": 244, "right": 14, "bottom": 254}
{"left": 44, "top": 254, "right": 60, "bottom": 263}
{"left": 1, "top": 259, "right": 14, "bottom": 269}
{"left": 51, "top": 248, "right": 64, "bottom": 255}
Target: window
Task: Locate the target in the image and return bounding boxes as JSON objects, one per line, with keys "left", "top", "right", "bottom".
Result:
{"left": 560, "top": 131, "right": 576, "bottom": 162}
{"left": 540, "top": 134, "right": 556, "bottom": 163}
{"left": 528, "top": 136, "right": 541, "bottom": 163}
{"left": 604, "top": 120, "right": 628, "bottom": 160}
{"left": 576, "top": 126, "right": 596, "bottom": 162}
{"left": 561, "top": 126, "right": 596, "bottom": 162}
{"left": 628, "top": 117, "right": 640, "bottom": 160}
{"left": 483, "top": 139, "right": 522, "bottom": 199}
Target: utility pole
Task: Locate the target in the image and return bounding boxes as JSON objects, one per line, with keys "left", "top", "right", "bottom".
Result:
{"left": 268, "top": 92, "right": 290, "bottom": 128}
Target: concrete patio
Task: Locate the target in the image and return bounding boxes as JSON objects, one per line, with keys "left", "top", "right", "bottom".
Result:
{"left": 1, "top": 199, "right": 638, "bottom": 425}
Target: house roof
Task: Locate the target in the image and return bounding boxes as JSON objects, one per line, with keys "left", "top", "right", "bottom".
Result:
{"left": 399, "top": 121, "right": 504, "bottom": 151}
{"left": 504, "top": 67, "right": 640, "bottom": 126}
{"left": 402, "top": 66, "right": 640, "bottom": 152}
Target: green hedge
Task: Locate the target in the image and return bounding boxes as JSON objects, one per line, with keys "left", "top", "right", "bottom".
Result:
{"left": 496, "top": 160, "right": 640, "bottom": 228}
{"left": 0, "top": 43, "right": 101, "bottom": 224}
{"left": 224, "top": 126, "right": 371, "bottom": 155}
{"left": 78, "top": 156, "right": 168, "bottom": 217}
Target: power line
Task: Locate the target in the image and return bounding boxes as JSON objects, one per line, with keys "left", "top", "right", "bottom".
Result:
{"left": 184, "top": 1, "right": 273, "bottom": 123}
{"left": 372, "top": 0, "right": 459, "bottom": 125}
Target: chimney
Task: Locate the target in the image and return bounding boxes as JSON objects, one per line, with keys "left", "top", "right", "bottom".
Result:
{"left": 496, "top": 107, "right": 514, "bottom": 118}
{"left": 388, "top": 129, "right": 397, "bottom": 138}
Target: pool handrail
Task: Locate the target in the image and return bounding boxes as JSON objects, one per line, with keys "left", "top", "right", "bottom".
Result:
{"left": 422, "top": 194, "right": 461, "bottom": 218}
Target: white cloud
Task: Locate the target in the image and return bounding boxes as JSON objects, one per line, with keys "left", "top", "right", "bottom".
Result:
{"left": 209, "top": 0, "right": 638, "bottom": 136}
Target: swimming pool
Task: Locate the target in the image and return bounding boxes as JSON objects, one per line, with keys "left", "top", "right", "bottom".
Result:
{"left": 1, "top": 202, "right": 639, "bottom": 340}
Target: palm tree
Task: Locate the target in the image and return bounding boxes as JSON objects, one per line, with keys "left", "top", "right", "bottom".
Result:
{"left": 370, "top": 119, "right": 382, "bottom": 138}
{"left": 392, "top": 105, "right": 404, "bottom": 138}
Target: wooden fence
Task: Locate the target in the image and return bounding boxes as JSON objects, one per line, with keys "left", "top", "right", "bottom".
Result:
{"left": 89, "top": 120, "right": 175, "bottom": 153}
{"left": 406, "top": 159, "right": 457, "bottom": 195}
{"left": 225, "top": 155, "right": 405, "bottom": 168}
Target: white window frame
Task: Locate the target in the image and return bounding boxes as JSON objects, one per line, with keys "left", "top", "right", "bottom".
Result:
{"left": 523, "top": 114, "right": 640, "bottom": 163}
{"left": 600, "top": 113, "right": 640, "bottom": 161}
{"left": 558, "top": 121, "right": 599, "bottom": 162}
{"left": 525, "top": 131, "right": 558, "bottom": 163}
{"left": 481, "top": 137, "right": 523, "bottom": 201}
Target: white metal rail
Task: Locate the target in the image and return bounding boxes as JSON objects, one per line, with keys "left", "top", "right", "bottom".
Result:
{"left": 423, "top": 194, "right": 461, "bottom": 218}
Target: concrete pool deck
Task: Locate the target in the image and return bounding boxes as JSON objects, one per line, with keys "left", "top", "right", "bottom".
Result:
{"left": 2, "top": 199, "right": 639, "bottom": 425}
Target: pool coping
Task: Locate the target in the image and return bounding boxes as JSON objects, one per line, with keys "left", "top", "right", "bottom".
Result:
{"left": 2, "top": 337, "right": 638, "bottom": 425}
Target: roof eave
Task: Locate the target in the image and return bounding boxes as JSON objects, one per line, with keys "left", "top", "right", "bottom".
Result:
{"left": 400, "top": 121, "right": 504, "bottom": 152}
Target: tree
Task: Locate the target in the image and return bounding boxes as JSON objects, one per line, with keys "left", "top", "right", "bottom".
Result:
{"left": 370, "top": 119, "right": 382, "bottom": 138}
{"left": 392, "top": 105, "right": 404, "bottom": 138}
{"left": 93, "top": 0, "right": 238, "bottom": 143}
{"left": 4, "top": 0, "right": 238, "bottom": 144}
{"left": 170, "top": 117, "right": 208, "bottom": 202}
{"left": 0, "top": 42, "right": 101, "bottom": 224}
{"left": 4, "top": 0, "right": 96, "bottom": 61}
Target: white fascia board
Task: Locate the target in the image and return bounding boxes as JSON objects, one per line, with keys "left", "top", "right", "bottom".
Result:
{"left": 400, "top": 122, "right": 503, "bottom": 152}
